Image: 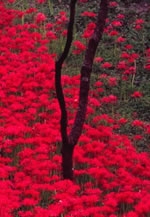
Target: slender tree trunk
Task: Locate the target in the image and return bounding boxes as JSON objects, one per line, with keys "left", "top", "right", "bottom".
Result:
{"left": 61, "top": 143, "right": 74, "bottom": 179}
{"left": 55, "top": 0, "right": 77, "bottom": 180}
{"left": 55, "top": 0, "right": 108, "bottom": 180}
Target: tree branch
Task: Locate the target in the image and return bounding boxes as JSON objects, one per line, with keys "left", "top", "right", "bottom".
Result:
{"left": 55, "top": 0, "right": 77, "bottom": 145}
{"left": 69, "top": 0, "right": 109, "bottom": 146}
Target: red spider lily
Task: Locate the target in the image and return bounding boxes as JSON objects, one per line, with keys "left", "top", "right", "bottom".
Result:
{"left": 35, "top": 206, "right": 63, "bottom": 217}
{"left": 35, "top": 12, "right": 46, "bottom": 24}
{"left": 89, "top": 97, "right": 101, "bottom": 107}
{"left": 81, "top": 11, "right": 96, "bottom": 17}
{"left": 22, "top": 198, "right": 39, "bottom": 206}
{"left": 145, "top": 125, "right": 150, "bottom": 134}
{"left": 125, "top": 44, "right": 133, "bottom": 50}
{"left": 135, "top": 18, "right": 144, "bottom": 25}
{"left": 111, "top": 20, "right": 122, "bottom": 27}
{"left": 82, "top": 22, "right": 96, "bottom": 38}
{"left": 25, "top": 8, "right": 37, "bottom": 14}
{"left": 131, "top": 91, "right": 143, "bottom": 98}
{"left": 55, "top": 11, "right": 68, "bottom": 25}
{"left": 118, "top": 117, "right": 128, "bottom": 125}
{"left": 117, "top": 13, "right": 125, "bottom": 19}
{"left": 131, "top": 53, "right": 139, "bottom": 59}
{"left": 109, "top": 30, "right": 119, "bottom": 36}
{"left": 116, "top": 36, "right": 126, "bottom": 43}
{"left": 94, "top": 56, "right": 104, "bottom": 63}
{"left": 46, "top": 31, "right": 57, "bottom": 41}
{"left": 145, "top": 64, "right": 150, "bottom": 70}
{"left": 95, "top": 80, "right": 103, "bottom": 87}
{"left": 135, "top": 194, "right": 150, "bottom": 215}
{"left": 8, "top": 0, "right": 16, "bottom": 2}
{"left": 93, "top": 114, "right": 114, "bottom": 125}
{"left": 121, "top": 52, "right": 130, "bottom": 59}
{"left": 117, "top": 60, "right": 127, "bottom": 69}
{"left": 109, "top": 1, "right": 119, "bottom": 7}
{"left": 132, "top": 119, "right": 144, "bottom": 128}
{"left": 108, "top": 77, "right": 118, "bottom": 87}
{"left": 134, "top": 24, "right": 143, "bottom": 30}
{"left": 125, "top": 211, "right": 139, "bottom": 217}
{"left": 72, "top": 40, "right": 86, "bottom": 54}
{"left": 134, "top": 134, "right": 143, "bottom": 140}
{"left": 101, "top": 94, "right": 118, "bottom": 104}
{"left": 37, "top": 0, "right": 46, "bottom": 3}
{"left": 101, "top": 62, "right": 113, "bottom": 69}
{"left": 133, "top": 18, "right": 145, "bottom": 31}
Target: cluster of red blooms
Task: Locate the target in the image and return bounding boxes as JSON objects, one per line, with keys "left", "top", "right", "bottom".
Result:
{"left": 117, "top": 49, "right": 142, "bottom": 86}
{"left": 0, "top": 1, "right": 150, "bottom": 217}
{"left": 72, "top": 40, "right": 86, "bottom": 55}
{"left": 82, "top": 22, "right": 96, "bottom": 39}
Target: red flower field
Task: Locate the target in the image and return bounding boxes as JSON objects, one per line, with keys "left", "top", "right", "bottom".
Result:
{"left": 0, "top": 1, "right": 150, "bottom": 216}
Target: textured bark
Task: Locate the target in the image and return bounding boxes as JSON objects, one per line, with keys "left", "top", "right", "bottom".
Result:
{"left": 62, "top": 144, "right": 74, "bottom": 179}
{"left": 55, "top": 0, "right": 77, "bottom": 180}
{"left": 55, "top": 0, "right": 108, "bottom": 180}
{"left": 55, "top": 0, "right": 77, "bottom": 146}
{"left": 69, "top": 0, "right": 109, "bottom": 147}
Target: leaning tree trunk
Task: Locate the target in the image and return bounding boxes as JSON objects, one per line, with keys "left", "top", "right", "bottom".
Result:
{"left": 55, "top": 0, "right": 109, "bottom": 180}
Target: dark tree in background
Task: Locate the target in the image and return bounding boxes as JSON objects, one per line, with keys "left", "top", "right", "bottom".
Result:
{"left": 55, "top": 0, "right": 108, "bottom": 180}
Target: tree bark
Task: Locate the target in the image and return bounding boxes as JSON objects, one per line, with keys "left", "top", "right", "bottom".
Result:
{"left": 55, "top": 0, "right": 77, "bottom": 145}
{"left": 55, "top": 0, "right": 109, "bottom": 180}
{"left": 55, "top": 0, "right": 77, "bottom": 180}
{"left": 61, "top": 143, "right": 74, "bottom": 179}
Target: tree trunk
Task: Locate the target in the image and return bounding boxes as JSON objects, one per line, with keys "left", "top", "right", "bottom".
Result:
{"left": 55, "top": 0, "right": 108, "bottom": 180}
{"left": 61, "top": 143, "right": 74, "bottom": 180}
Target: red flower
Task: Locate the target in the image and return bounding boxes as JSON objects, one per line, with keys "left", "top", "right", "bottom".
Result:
{"left": 135, "top": 18, "right": 144, "bottom": 25}
{"left": 145, "top": 125, "right": 150, "bottom": 134}
{"left": 108, "top": 77, "right": 117, "bottom": 87}
{"left": 118, "top": 117, "right": 128, "bottom": 125}
{"left": 116, "top": 36, "right": 126, "bottom": 43}
{"left": 121, "top": 52, "right": 130, "bottom": 59}
{"left": 101, "top": 94, "right": 117, "bottom": 104}
{"left": 132, "top": 119, "right": 144, "bottom": 128}
{"left": 101, "top": 62, "right": 112, "bottom": 69}
{"left": 131, "top": 53, "right": 139, "bottom": 59}
{"left": 37, "top": 0, "right": 46, "bottom": 3}
{"left": 89, "top": 97, "right": 100, "bottom": 107}
{"left": 125, "top": 211, "right": 138, "bottom": 217}
{"left": 125, "top": 44, "right": 133, "bottom": 50}
{"left": 134, "top": 25, "right": 143, "bottom": 30}
{"left": 117, "top": 61, "right": 127, "bottom": 70}
{"left": 131, "top": 91, "right": 143, "bottom": 98}
{"left": 46, "top": 31, "right": 57, "bottom": 40}
{"left": 95, "top": 81, "right": 103, "bottom": 87}
{"left": 145, "top": 64, "right": 150, "bottom": 70}
{"left": 9, "top": 0, "right": 16, "bottom": 2}
{"left": 117, "top": 14, "right": 125, "bottom": 19}
{"left": 134, "top": 135, "right": 143, "bottom": 140}
{"left": 22, "top": 198, "right": 38, "bottom": 206}
{"left": 109, "top": 30, "right": 119, "bottom": 36}
{"left": 81, "top": 11, "right": 96, "bottom": 17}
{"left": 82, "top": 22, "right": 96, "bottom": 38}
{"left": 135, "top": 195, "right": 150, "bottom": 215}
{"left": 112, "top": 20, "right": 122, "bottom": 27}
{"left": 35, "top": 13, "right": 46, "bottom": 24}
{"left": 109, "top": 1, "right": 119, "bottom": 7}
{"left": 72, "top": 40, "right": 86, "bottom": 54}
{"left": 94, "top": 56, "right": 103, "bottom": 63}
